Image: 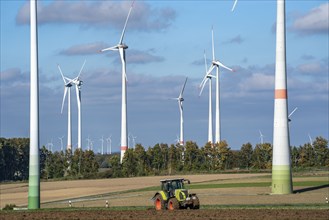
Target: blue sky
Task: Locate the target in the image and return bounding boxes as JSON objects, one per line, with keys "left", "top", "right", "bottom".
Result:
{"left": 1, "top": 0, "right": 328, "bottom": 153}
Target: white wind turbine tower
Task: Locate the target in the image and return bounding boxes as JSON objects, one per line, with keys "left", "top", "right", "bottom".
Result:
{"left": 106, "top": 135, "right": 112, "bottom": 154}
{"left": 206, "top": 28, "right": 234, "bottom": 144}
{"left": 49, "top": 139, "right": 54, "bottom": 152}
{"left": 86, "top": 136, "right": 91, "bottom": 151}
{"left": 172, "top": 77, "right": 188, "bottom": 146}
{"left": 100, "top": 1, "right": 135, "bottom": 163}
{"left": 58, "top": 136, "right": 64, "bottom": 152}
{"left": 272, "top": 0, "right": 293, "bottom": 194}
{"left": 28, "top": 0, "right": 40, "bottom": 209}
{"left": 58, "top": 65, "right": 73, "bottom": 152}
{"left": 100, "top": 136, "right": 104, "bottom": 155}
{"left": 71, "top": 60, "right": 86, "bottom": 150}
{"left": 200, "top": 51, "right": 215, "bottom": 144}
{"left": 90, "top": 139, "right": 94, "bottom": 151}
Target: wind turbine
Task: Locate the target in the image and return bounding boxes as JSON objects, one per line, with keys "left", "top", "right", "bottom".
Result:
{"left": 106, "top": 135, "right": 112, "bottom": 154}
{"left": 200, "top": 51, "right": 215, "bottom": 145}
{"left": 100, "top": 1, "right": 135, "bottom": 163}
{"left": 206, "top": 28, "right": 234, "bottom": 144}
{"left": 308, "top": 133, "right": 313, "bottom": 147}
{"left": 58, "top": 65, "right": 73, "bottom": 153}
{"left": 58, "top": 136, "right": 64, "bottom": 152}
{"left": 90, "top": 139, "right": 94, "bottom": 151}
{"left": 58, "top": 61, "right": 85, "bottom": 151}
{"left": 129, "top": 133, "right": 137, "bottom": 149}
{"left": 71, "top": 60, "right": 86, "bottom": 150}
{"left": 100, "top": 136, "right": 104, "bottom": 155}
{"left": 48, "top": 139, "right": 54, "bottom": 152}
{"left": 172, "top": 77, "right": 188, "bottom": 146}
{"left": 86, "top": 136, "right": 91, "bottom": 151}
{"left": 28, "top": 0, "right": 40, "bottom": 209}
{"left": 174, "top": 135, "right": 180, "bottom": 145}
{"left": 259, "top": 130, "right": 264, "bottom": 144}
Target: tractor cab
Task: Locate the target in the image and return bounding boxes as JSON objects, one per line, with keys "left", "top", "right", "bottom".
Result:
{"left": 160, "top": 178, "right": 189, "bottom": 197}
{"left": 152, "top": 178, "right": 199, "bottom": 210}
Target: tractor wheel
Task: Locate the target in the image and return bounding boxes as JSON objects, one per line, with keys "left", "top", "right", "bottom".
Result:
{"left": 167, "top": 198, "right": 180, "bottom": 210}
{"left": 154, "top": 194, "right": 165, "bottom": 210}
{"left": 192, "top": 196, "right": 200, "bottom": 209}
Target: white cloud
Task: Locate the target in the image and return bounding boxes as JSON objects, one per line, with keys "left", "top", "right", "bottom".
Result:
{"left": 290, "top": 3, "right": 329, "bottom": 35}
{"left": 126, "top": 49, "right": 165, "bottom": 64}
{"left": 16, "top": 1, "right": 176, "bottom": 32}
{"left": 297, "top": 62, "right": 326, "bottom": 75}
{"left": 0, "top": 68, "right": 22, "bottom": 82}
{"left": 238, "top": 72, "right": 274, "bottom": 92}
{"left": 59, "top": 42, "right": 109, "bottom": 56}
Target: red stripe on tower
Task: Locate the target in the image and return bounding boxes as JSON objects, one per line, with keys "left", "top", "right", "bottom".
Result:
{"left": 121, "top": 146, "right": 128, "bottom": 151}
{"left": 275, "top": 89, "right": 287, "bottom": 99}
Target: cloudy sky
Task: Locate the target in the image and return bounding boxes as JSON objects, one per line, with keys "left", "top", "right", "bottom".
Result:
{"left": 1, "top": 0, "right": 328, "bottom": 153}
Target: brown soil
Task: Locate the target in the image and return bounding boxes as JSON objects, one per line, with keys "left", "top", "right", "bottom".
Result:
{"left": 2, "top": 209, "right": 329, "bottom": 220}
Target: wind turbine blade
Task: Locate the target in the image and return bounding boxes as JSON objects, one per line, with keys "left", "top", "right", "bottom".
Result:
{"left": 77, "top": 59, "right": 86, "bottom": 78}
{"left": 206, "top": 64, "right": 216, "bottom": 76}
{"left": 288, "top": 107, "right": 298, "bottom": 118}
{"left": 61, "top": 87, "right": 68, "bottom": 114}
{"left": 199, "top": 73, "right": 208, "bottom": 88}
{"left": 199, "top": 78, "right": 209, "bottom": 96}
{"left": 65, "top": 77, "right": 75, "bottom": 85}
{"left": 119, "top": 0, "right": 135, "bottom": 45}
{"left": 212, "top": 27, "right": 215, "bottom": 61}
{"left": 180, "top": 77, "right": 188, "bottom": 96}
{"left": 58, "top": 64, "right": 66, "bottom": 83}
{"left": 100, "top": 46, "right": 118, "bottom": 52}
{"left": 308, "top": 134, "right": 313, "bottom": 145}
{"left": 232, "top": 0, "right": 238, "bottom": 12}
{"left": 214, "top": 61, "right": 233, "bottom": 72}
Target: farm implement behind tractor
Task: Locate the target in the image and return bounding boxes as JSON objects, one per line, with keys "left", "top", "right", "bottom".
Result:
{"left": 151, "top": 178, "right": 200, "bottom": 210}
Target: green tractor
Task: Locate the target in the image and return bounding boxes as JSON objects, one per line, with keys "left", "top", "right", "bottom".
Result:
{"left": 151, "top": 178, "right": 200, "bottom": 210}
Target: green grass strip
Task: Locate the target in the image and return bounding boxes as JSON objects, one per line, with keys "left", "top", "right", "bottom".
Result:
{"left": 130, "top": 181, "right": 328, "bottom": 192}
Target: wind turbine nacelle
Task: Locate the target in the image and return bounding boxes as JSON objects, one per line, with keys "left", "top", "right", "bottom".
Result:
{"left": 118, "top": 44, "right": 128, "bottom": 49}
{"left": 179, "top": 98, "right": 184, "bottom": 102}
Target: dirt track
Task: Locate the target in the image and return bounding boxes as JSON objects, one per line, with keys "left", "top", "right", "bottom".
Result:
{"left": 2, "top": 209, "right": 329, "bottom": 220}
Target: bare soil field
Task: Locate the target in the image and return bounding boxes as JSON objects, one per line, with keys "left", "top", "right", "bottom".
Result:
{"left": 2, "top": 208, "right": 329, "bottom": 220}
{"left": 1, "top": 172, "right": 328, "bottom": 220}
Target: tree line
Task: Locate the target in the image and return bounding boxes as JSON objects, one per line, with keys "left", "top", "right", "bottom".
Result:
{"left": 0, "top": 136, "right": 328, "bottom": 181}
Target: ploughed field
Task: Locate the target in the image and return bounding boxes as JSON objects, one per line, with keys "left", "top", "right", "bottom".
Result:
{"left": 1, "top": 172, "right": 328, "bottom": 219}
{"left": 3, "top": 208, "right": 329, "bottom": 220}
